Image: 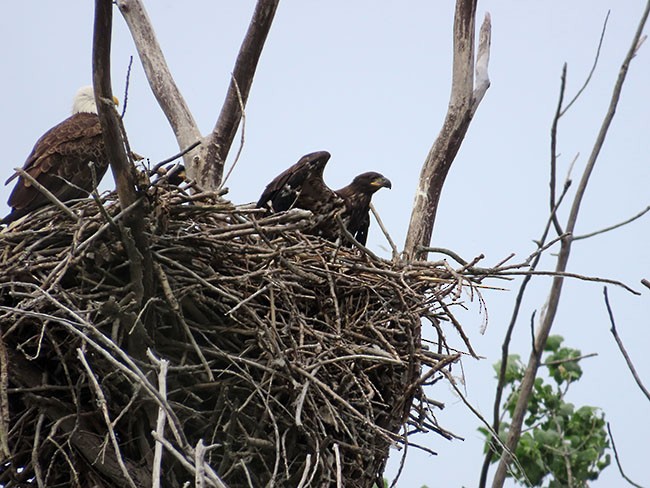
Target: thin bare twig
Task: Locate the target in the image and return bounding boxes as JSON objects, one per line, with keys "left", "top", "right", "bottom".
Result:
{"left": 573, "top": 205, "right": 650, "bottom": 240}
{"left": 603, "top": 287, "right": 650, "bottom": 401}
{"left": 607, "top": 422, "right": 645, "bottom": 488}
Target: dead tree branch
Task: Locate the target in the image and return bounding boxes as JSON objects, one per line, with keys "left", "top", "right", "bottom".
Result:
{"left": 404, "top": 2, "right": 491, "bottom": 260}
{"left": 204, "top": 0, "right": 279, "bottom": 189}
{"left": 119, "top": 0, "right": 278, "bottom": 190}
{"left": 93, "top": 0, "right": 153, "bottom": 359}
{"left": 117, "top": 0, "right": 203, "bottom": 178}
{"left": 491, "top": 2, "right": 650, "bottom": 485}
{"left": 604, "top": 287, "right": 650, "bottom": 402}
{"left": 607, "top": 423, "right": 645, "bottom": 488}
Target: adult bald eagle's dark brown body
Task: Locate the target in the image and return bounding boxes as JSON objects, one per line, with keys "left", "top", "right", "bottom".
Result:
{"left": 257, "top": 151, "right": 391, "bottom": 245}
{"left": 1, "top": 86, "right": 117, "bottom": 225}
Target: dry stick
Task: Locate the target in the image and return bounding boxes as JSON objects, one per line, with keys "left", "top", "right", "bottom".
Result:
{"left": 404, "top": 4, "right": 491, "bottom": 260}
{"left": 77, "top": 348, "right": 138, "bottom": 488}
{"left": 12, "top": 169, "right": 79, "bottom": 222}
{"left": 150, "top": 140, "right": 202, "bottom": 174}
{"left": 603, "top": 287, "right": 650, "bottom": 402}
{"left": 148, "top": 351, "right": 169, "bottom": 488}
{"left": 370, "top": 202, "right": 399, "bottom": 260}
{"left": 32, "top": 413, "right": 45, "bottom": 488}
{"left": 492, "top": 269, "right": 638, "bottom": 295}
{"left": 607, "top": 422, "right": 645, "bottom": 488}
{"left": 0, "top": 329, "right": 10, "bottom": 460}
{"left": 150, "top": 431, "right": 227, "bottom": 488}
{"left": 195, "top": 439, "right": 207, "bottom": 488}
{"left": 333, "top": 443, "right": 342, "bottom": 488}
{"left": 205, "top": 0, "right": 280, "bottom": 189}
{"left": 491, "top": 3, "right": 650, "bottom": 486}
{"left": 121, "top": 55, "right": 134, "bottom": 119}
{"left": 560, "top": 11, "right": 610, "bottom": 117}
{"left": 219, "top": 75, "right": 246, "bottom": 188}
{"left": 442, "top": 369, "right": 531, "bottom": 487}
{"left": 549, "top": 64, "right": 568, "bottom": 237}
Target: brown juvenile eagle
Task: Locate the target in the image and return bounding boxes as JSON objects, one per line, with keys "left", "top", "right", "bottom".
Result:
{"left": 1, "top": 86, "right": 118, "bottom": 225}
{"left": 335, "top": 171, "right": 392, "bottom": 245}
{"left": 257, "top": 151, "right": 391, "bottom": 245}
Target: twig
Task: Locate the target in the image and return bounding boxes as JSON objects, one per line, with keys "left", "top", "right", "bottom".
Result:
{"left": 560, "top": 11, "right": 610, "bottom": 116}
{"left": 607, "top": 422, "right": 645, "bottom": 488}
{"left": 150, "top": 140, "right": 202, "bottom": 174}
{"left": 121, "top": 55, "right": 134, "bottom": 118}
{"left": 573, "top": 205, "right": 650, "bottom": 240}
{"left": 370, "top": 202, "right": 399, "bottom": 260}
{"left": 148, "top": 350, "right": 169, "bottom": 488}
{"left": 12, "top": 169, "right": 78, "bottom": 222}
{"left": 542, "top": 352, "right": 597, "bottom": 366}
{"left": 78, "top": 348, "right": 138, "bottom": 488}
{"left": 603, "top": 287, "right": 650, "bottom": 401}
{"left": 219, "top": 75, "right": 246, "bottom": 188}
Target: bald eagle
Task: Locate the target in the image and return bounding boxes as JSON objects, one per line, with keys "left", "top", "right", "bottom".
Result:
{"left": 336, "top": 172, "right": 392, "bottom": 245}
{"left": 257, "top": 151, "right": 391, "bottom": 245}
{"left": 1, "top": 86, "right": 118, "bottom": 225}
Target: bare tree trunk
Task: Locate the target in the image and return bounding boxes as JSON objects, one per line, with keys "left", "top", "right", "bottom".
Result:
{"left": 490, "top": 2, "right": 650, "bottom": 486}
{"left": 403, "top": 0, "right": 490, "bottom": 260}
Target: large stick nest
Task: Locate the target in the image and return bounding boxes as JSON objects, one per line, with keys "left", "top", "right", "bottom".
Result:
{"left": 0, "top": 182, "right": 476, "bottom": 487}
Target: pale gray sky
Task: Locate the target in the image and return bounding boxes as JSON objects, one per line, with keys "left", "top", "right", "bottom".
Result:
{"left": 1, "top": 2, "right": 648, "bottom": 486}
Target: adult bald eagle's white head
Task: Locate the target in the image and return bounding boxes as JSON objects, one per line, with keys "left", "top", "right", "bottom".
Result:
{"left": 71, "top": 85, "right": 119, "bottom": 114}
{"left": 1, "top": 86, "right": 119, "bottom": 225}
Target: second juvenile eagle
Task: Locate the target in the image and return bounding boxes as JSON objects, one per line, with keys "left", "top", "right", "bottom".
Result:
{"left": 257, "top": 151, "right": 391, "bottom": 245}
{"left": 1, "top": 86, "right": 118, "bottom": 225}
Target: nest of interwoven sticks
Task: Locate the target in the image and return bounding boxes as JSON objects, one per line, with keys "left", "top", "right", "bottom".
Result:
{"left": 0, "top": 181, "right": 479, "bottom": 488}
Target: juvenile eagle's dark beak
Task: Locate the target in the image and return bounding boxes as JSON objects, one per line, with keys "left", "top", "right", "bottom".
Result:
{"left": 372, "top": 176, "right": 392, "bottom": 189}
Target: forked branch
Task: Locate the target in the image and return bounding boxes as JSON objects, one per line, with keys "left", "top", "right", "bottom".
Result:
{"left": 118, "top": 0, "right": 279, "bottom": 190}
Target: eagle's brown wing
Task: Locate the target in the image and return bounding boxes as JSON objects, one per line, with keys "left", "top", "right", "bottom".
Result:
{"left": 256, "top": 150, "right": 333, "bottom": 213}
{"left": 5, "top": 112, "right": 108, "bottom": 216}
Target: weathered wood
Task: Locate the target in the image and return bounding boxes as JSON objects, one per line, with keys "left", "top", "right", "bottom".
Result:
{"left": 403, "top": 2, "right": 491, "bottom": 260}
{"left": 117, "top": 0, "right": 204, "bottom": 181}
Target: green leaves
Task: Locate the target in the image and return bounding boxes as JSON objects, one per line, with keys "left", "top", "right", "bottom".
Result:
{"left": 482, "top": 336, "right": 610, "bottom": 487}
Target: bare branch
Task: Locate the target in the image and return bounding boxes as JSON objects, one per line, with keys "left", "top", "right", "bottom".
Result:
{"left": 94, "top": 0, "right": 156, "bottom": 356}
{"left": 561, "top": 12, "right": 610, "bottom": 116}
{"left": 117, "top": 0, "right": 203, "bottom": 177}
{"left": 573, "top": 204, "right": 650, "bottom": 240}
{"left": 604, "top": 287, "right": 650, "bottom": 402}
{"left": 204, "top": 0, "right": 280, "bottom": 189}
{"left": 404, "top": 3, "right": 491, "bottom": 260}
{"left": 490, "top": 2, "right": 650, "bottom": 485}
{"left": 607, "top": 422, "right": 645, "bottom": 488}
{"left": 93, "top": 0, "right": 138, "bottom": 212}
